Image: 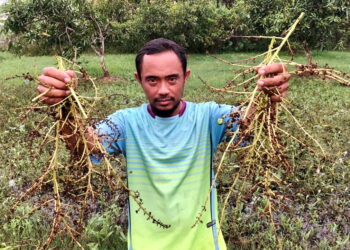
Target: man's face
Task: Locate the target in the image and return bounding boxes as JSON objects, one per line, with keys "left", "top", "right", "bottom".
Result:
{"left": 135, "top": 50, "right": 190, "bottom": 117}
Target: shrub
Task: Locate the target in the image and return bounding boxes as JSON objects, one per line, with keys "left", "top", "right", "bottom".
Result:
{"left": 112, "top": 0, "right": 238, "bottom": 53}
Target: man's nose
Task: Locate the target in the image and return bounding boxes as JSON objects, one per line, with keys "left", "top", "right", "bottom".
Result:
{"left": 158, "top": 81, "right": 170, "bottom": 95}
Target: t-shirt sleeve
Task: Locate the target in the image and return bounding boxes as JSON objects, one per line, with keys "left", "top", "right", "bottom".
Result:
{"left": 90, "top": 111, "right": 126, "bottom": 163}
{"left": 209, "top": 102, "right": 240, "bottom": 150}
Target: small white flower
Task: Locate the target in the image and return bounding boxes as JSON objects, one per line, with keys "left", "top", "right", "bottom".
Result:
{"left": 19, "top": 125, "right": 25, "bottom": 132}
{"left": 8, "top": 179, "right": 16, "bottom": 188}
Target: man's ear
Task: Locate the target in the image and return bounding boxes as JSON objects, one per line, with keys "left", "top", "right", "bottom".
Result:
{"left": 134, "top": 72, "right": 142, "bottom": 84}
{"left": 184, "top": 69, "right": 191, "bottom": 83}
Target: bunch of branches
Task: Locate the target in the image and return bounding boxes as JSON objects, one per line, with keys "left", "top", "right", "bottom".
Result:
{"left": 290, "top": 61, "right": 350, "bottom": 87}
{"left": 10, "top": 57, "right": 169, "bottom": 249}
{"left": 193, "top": 13, "right": 337, "bottom": 231}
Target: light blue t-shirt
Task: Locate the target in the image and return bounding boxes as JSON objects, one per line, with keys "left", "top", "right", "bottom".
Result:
{"left": 94, "top": 102, "right": 238, "bottom": 250}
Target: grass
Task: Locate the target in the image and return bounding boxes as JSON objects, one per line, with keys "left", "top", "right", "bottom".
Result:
{"left": 0, "top": 50, "right": 350, "bottom": 249}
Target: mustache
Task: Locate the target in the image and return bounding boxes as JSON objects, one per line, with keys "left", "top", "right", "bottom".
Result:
{"left": 155, "top": 96, "right": 175, "bottom": 102}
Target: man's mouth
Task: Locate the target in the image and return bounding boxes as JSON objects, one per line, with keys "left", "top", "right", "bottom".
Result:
{"left": 156, "top": 98, "right": 174, "bottom": 105}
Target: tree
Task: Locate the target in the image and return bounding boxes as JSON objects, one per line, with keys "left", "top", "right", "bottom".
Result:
{"left": 84, "top": 0, "right": 133, "bottom": 77}
{"left": 231, "top": 0, "right": 350, "bottom": 50}
{"left": 3, "top": 0, "right": 132, "bottom": 78}
{"left": 112, "top": 0, "right": 238, "bottom": 53}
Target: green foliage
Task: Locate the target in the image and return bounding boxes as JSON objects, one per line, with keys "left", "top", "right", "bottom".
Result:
{"left": 231, "top": 0, "right": 350, "bottom": 50}
{"left": 113, "top": 0, "right": 237, "bottom": 52}
{"left": 3, "top": 0, "right": 238, "bottom": 54}
{"left": 83, "top": 205, "right": 127, "bottom": 250}
{"left": 1, "top": 204, "right": 49, "bottom": 248}
{"left": 3, "top": 0, "right": 349, "bottom": 54}
{"left": 3, "top": 0, "right": 132, "bottom": 58}
{"left": 4, "top": 0, "right": 87, "bottom": 57}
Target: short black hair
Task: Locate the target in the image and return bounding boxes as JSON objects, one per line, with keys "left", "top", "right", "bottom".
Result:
{"left": 135, "top": 38, "right": 187, "bottom": 78}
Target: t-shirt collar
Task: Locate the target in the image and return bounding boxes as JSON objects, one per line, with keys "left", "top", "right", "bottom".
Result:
{"left": 147, "top": 100, "right": 186, "bottom": 118}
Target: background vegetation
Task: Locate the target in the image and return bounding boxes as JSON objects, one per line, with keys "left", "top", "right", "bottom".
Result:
{"left": 2, "top": 0, "right": 350, "bottom": 56}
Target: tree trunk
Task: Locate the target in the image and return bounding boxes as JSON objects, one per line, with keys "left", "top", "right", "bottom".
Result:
{"left": 99, "top": 54, "right": 110, "bottom": 78}
{"left": 302, "top": 41, "right": 313, "bottom": 66}
{"left": 91, "top": 40, "right": 110, "bottom": 78}
{"left": 89, "top": 17, "right": 112, "bottom": 78}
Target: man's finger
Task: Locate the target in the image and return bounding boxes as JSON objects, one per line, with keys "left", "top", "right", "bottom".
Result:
{"left": 257, "top": 73, "right": 291, "bottom": 87}
{"left": 39, "top": 96, "right": 64, "bottom": 105}
{"left": 65, "top": 70, "right": 78, "bottom": 88}
{"left": 65, "top": 70, "right": 76, "bottom": 79}
{"left": 260, "top": 82, "right": 289, "bottom": 97}
{"left": 37, "top": 85, "right": 70, "bottom": 97}
{"left": 38, "top": 75, "right": 68, "bottom": 89}
{"left": 43, "top": 67, "right": 71, "bottom": 83}
{"left": 277, "top": 82, "right": 289, "bottom": 94}
{"left": 270, "top": 91, "right": 287, "bottom": 102}
{"left": 257, "top": 63, "right": 287, "bottom": 76}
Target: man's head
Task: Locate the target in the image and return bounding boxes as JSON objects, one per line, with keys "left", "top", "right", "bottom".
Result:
{"left": 134, "top": 38, "right": 191, "bottom": 117}
{"left": 135, "top": 38, "right": 187, "bottom": 79}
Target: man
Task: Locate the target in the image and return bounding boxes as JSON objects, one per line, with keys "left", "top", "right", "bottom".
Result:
{"left": 37, "top": 38, "right": 290, "bottom": 250}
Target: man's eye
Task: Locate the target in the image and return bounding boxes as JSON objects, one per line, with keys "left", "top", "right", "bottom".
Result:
{"left": 147, "top": 78, "right": 157, "bottom": 84}
{"left": 169, "top": 76, "right": 177, "bottom": 82}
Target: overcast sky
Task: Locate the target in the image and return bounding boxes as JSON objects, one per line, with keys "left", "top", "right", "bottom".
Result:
{"left": 0, "top": 0, "right": 7, "bottom": 6}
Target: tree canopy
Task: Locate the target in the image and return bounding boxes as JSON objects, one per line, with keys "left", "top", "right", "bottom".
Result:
{"left": 2, "top": 0, "right": 349, "bottom": 65}
{"left": 3, "top": 0, "right": 132, "bottom": 77}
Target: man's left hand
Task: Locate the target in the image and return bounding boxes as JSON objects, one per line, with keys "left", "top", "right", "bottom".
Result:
{"left": 256, "top": 63, "right": 291, "bottom": 102}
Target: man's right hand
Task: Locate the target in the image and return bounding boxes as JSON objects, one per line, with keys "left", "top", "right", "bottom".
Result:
{"left": 37, "top": 67, "right": 76, "bottom": 105}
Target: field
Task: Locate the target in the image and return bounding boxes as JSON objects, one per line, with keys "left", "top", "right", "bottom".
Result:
{"left": 0, "top": 50, "right": 350, "bottom": 249}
